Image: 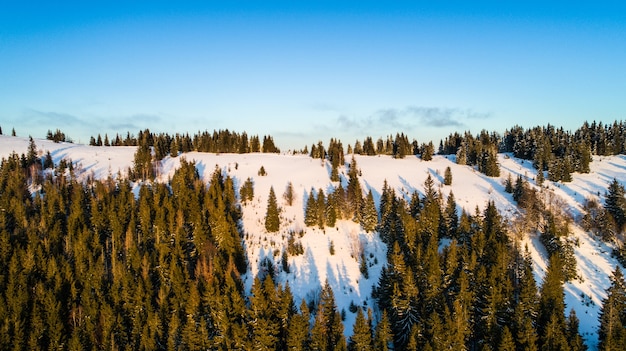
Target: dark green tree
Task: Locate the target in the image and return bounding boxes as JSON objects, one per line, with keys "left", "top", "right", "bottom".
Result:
{"left": 240, "top": 177, "right": 254, "bottom": 204}
{"left": 347, "top": 156, "right": 363, "bottom": 222}
{"left": 287, "top": 300, "right": 311, "bottom": 351}
{"left": 305, "top": 189, "right": 318, "bottom": 227}
{"left": 311, "top": 281, "right": 346, "bottom": 351}
{"left": 361, "top": 190, "right": 378, "bottom": 233}
{"left": 598, "top": 267, "right": 626, "bottom": 351}
{"left": 374, "top": 310, "right": 393, "bottom": 351}
{"left": 443, "top": 166, "right": 452, "bottom": 185}
{"left": 605, "top": 178, "right": 626, "bottom": 231}
{"left": 265, "top": 186, "right": 280, "bottom": 232}
{"left": 349, "top": 309, "right": 373, "bottom": 351}
{"left": 538, "top": 255, "right": 567, "bottom": 350}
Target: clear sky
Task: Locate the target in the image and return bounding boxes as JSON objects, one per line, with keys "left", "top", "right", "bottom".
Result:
{"left": 1, "top": 1, "right": 625, "bottom": 150}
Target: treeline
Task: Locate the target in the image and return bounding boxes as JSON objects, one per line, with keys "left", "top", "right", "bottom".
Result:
{"left": 90, "top": 129, "right": 280, "bottom": 155}
{"left": 440, "top": 121, "right": 626, "bottom": 181}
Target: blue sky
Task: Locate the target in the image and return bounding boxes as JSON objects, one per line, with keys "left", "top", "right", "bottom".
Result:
{"left": 1, "top": 1, "right": 625, "bottom": 149}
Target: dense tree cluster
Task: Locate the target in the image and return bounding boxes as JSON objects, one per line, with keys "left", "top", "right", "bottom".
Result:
{"left": 5, "top": 119, "right": 626, "bottom": 350}
{"left": 372, "top": 174, "right": 587, "bottom": 350}
{"left": 46, "top": 129, "right": 72, "bottom": 143}
{"left": 583, "top": 178, "right": 626, "bottom": 266}
{"left": 440, "top": 121, "right": 626, "bottom": 181}
{"left": 348, "top": 133, "right": 417, "bottom": 159}
{"left": 2, "top": 151, "right": 353, "bottom": 350}
{"left": 91, "top": 128, "right": 280, "bottom": 155}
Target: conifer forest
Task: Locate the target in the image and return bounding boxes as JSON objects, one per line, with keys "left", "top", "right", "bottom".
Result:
{"left": 1, "top": 120, "right": 626, "bottom": 350}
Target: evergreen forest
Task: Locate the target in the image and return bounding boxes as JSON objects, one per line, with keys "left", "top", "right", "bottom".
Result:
{"left": 1, "top": 121, "right": 626, "bottom": 350}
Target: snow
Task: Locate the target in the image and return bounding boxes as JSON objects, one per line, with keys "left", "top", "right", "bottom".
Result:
{"left": 2, "top": 134, "right": 624, "bottom": 349}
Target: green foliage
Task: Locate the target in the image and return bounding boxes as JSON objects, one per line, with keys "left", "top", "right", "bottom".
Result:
{"left": 265, "top": 186, "right": 280, "bottom": 232}
{"left": 305, "top": 189, "right": 318, "bottom": 227}
{"left": 258, "top": 165, "right": 267, "bottom": 176}
{"left": 443, "top": 166, "right": 452, "bottom": 185}
{"left": 349, "top": 309, "right": 373, "bottom": 351}
{"left": 347, "top": 156, "right": 363, "bottom": 222}
{"left": 598, "top": 267, "right": 626, "bottom": 351}
{"left": 420, "top": 141, "right": 435, "bottom": 161}
{"left": 361, "top": 190, "right": 378, "bottom": 233}
{"left": 46, "top": 128, "right": 70, "bottom": 143}
{"left": 239, "top": 177, "right": 254, "bottom": 204}
{"left": 605, "top": 178, "right": 626, "bottom": 231}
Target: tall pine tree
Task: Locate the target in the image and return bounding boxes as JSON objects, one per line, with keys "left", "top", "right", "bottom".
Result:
{"left": 265, "top": 186, "right": 280, "bottom": 232}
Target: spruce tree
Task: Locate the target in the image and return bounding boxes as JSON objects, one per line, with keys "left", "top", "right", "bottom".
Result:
{"left": 361, "top": 190, "right": 378, "bottom": 233}
{"left": 317, "top": 188, "right": 326, "bottom": 229}
{"left": 347, "top": 156, "right": 363, "bottom": 222}
{"left": 265, "top": 186, "right": 280, "bottom": 232}
{"left": 311, "top": 281, "right": 345, "bottom": 351}
{"left": 566, "top": 309, "right": 587, "bottom": 351}
{"left": 443, "top": 166, "right": 453, "bottom": 185}
{"left": 444, "top": 191, "right": 458, "bottom": 239}
{"left": 505, "top": 173, "right": 514, "bottom": 193}
{"left": 456, "top": 144, "right": 467, "bottom": 165}
{"left": 538, "top": 255, "right": 567, "bottom": 350}
{"left": 287, "top": 300, "right": 311, "bottom": 351}
{"left": 496, "top": 326, "right": 515, "bottom": 351}
{"left": 325, "top": 190, "right": 337, "bottom": 228}
{"left": 421, "top": 141, "right": 435, "bottom": 161}
{"left": 605, "top": 178, "right": 626, "bottom": 231}
{"left": 305, "top": 189, "right": 318, "bottom": 227}
{"left": 598, "top": 266, "right": 626, "bottom": 351}
{"left": 374, "top": 310, "right": 393, "bottom": 351}
{"left": 349, "top": 309, "right": 373, "bottom": 351}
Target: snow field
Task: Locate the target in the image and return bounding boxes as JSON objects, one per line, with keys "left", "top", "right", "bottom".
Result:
{"left": 1, "top": 135, "right": 624, "bottom": 349}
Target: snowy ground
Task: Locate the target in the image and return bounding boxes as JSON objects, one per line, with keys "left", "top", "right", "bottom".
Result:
{"left": 1, "top": 135, "right": 624, "bottom": 349}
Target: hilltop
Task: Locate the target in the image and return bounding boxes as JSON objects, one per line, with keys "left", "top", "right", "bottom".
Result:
{"left": 1, "top": 134, "right": 624, "bottom": 350}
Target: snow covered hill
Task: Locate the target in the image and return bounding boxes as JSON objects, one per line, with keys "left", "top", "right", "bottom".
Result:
{"left": 2, "top": 134, "right": 623, "bottom": 350}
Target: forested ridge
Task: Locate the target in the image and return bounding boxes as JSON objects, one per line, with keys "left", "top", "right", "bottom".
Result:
{"left": 1, "top": 121, "right": 626, "bottom": 350}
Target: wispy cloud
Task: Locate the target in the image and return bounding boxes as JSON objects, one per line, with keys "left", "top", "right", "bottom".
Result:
{"left": 405, "top": 107, "right": 465, "bottom": 127}
{"left": 23, "top": 109, "right": 84, "bottom": 126}
{"left": 311, "top": 105, "right": 493, "bottom": 142}
{"left": 340, "top": 106, "right": 492, "bottom": 130}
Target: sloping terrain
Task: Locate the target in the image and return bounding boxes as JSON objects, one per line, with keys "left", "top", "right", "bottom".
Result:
{"left": 1, "top": 134, "right": 623, "bottom": 349}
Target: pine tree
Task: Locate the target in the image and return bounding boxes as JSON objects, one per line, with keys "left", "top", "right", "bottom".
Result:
{"left": 456, "top": 144, "right": 467, "bottom": 165}
{"left": 326, "top": 190, "right": 337, "bottom": 228}
{"left": 421, "top": 141, "right": 435, "bottom": 161}
{"left": 504, "top": 173, "right": 514, "bottom": 193}
{"left": 444, "top": 191, "right": 458, "bottom": 239}
{"left": 566, "top": 309, "right": 587, "bottom": 351}
{"left": 361, "top": 190, "right": 378, "bottom": 233}
{"left": 538, "top": 255, "right": 567, "bottom": 350}
{"left": 305, "top": 189, "right": 318, "bottom": 227}
{"left": 317, "top": 188, "right": 326, "bottom": 229}
{"left": 498, "top": 326, "right": 516, "bottom": 351}
{"left": 311, "top": 281, "right": 345, "bottom": 351}
{"left": 374, "top": 310, "right": 393, "bottom": 351}
{"left": 605, "top": 178, "right": 626, "bottom": 231}
{"left": 240, "top": 177, "right": 254, "bottom": 204}
{"left": 443, "top": 166, "right": 452, "bottom": 185}
{"left": 287, "top": 300, "right": 311, "bottom": 351}
{"left": 347, "top": 156, "right": 363, "bottom": 222}
{"left": 598, "top": 266, "right": 626, "bottom": 351}
{"left": 349, "top": 309, "right": 373, "bottom": 351}
{"left": 265, "top": 186, "right": 280, "bottom": 232}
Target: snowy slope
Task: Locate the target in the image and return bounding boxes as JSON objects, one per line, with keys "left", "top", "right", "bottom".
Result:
{"left": 1, "top": 135, "right": 623, "bottom": 349}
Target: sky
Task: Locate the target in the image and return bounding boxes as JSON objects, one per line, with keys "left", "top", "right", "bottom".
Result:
{"left": 1, "top": 1, "right": 625, "bottom": 150}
